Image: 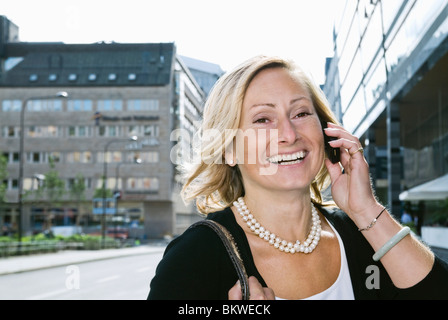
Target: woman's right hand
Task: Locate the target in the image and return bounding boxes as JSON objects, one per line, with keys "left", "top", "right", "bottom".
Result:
{"left": 228, "top": 276, "right": 275, "bottom": 300}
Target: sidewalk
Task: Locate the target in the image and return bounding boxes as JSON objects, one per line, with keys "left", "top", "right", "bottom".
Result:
{"left": 1, "top": 243, "right": 446, "bottom": 277}
{"left": 0, "top": 244, "right": 166, "bottom": 276}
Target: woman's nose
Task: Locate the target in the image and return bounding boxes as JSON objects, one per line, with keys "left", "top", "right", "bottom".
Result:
{"left": 277, "top": 118, "right": 298, "bottom": 144}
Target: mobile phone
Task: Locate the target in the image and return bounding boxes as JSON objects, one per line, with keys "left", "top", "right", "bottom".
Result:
{"left": 322, "top": 122, "right": 340, "bottom": 164}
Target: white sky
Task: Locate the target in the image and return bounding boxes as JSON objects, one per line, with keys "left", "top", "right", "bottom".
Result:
{"left": 2, "top": 0, "right": 345, "bottom": 84}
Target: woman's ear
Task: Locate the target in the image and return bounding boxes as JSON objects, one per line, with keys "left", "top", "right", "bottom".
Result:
{"left": 225, "top": 155, "right": 236, "bottom": 167}
{"left": 224, "top": 142, "right": 237, "bottom": 167}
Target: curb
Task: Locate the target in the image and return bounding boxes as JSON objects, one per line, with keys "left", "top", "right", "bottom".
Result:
{"left": 0, "top": 245, "right": 166, "bottom": 275}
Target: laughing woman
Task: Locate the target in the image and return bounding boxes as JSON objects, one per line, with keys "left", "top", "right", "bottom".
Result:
{"left": 148, "top": 56, "right": 448, "bottom": 300}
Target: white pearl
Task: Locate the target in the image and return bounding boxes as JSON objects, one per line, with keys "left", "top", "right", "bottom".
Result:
{"left": 238, "top": 198, "right": 321, "bottom": 255}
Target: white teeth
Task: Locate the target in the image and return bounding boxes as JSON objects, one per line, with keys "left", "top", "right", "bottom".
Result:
{"left": 267, "top": 151, "right": 307, "bottom": 164}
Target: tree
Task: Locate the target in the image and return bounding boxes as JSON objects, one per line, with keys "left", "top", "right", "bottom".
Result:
{"left": 69, "top": 173, "right": 86, "bottom": 227}
{"left": 35, "top": 157, "right": 65, "bottom": 230}
{"left": 0, "top": 153, "right": 7, "bottom": 203}
{"left": 0, "top": 153, "right": 7, "bottom": 235}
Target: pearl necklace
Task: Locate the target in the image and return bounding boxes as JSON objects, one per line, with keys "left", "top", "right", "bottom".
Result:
{"left": 233, "top": 197, "right": 321, "bottom": 254}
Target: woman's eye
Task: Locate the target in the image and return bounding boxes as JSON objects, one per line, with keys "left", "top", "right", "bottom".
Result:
{"left": 254, "top": 118, "right": 269, "bottom": 124}
{"left": 294, "top": 112, "right": 310, "bottom": 119}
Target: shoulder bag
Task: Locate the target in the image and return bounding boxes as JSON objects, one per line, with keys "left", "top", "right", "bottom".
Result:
{"left": 188, "top": 219, "right": 250, "bottom": 300}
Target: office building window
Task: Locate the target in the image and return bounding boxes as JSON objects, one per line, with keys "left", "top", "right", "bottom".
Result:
{"left": 98, "top": 100, "right": 123, "bottom": 111}
{"left": 98, "top": 151, "right": 122, "bottom": 163}
{"left": 68, "top": 126, "right": 91, "bottom": 137}
{"left": 128, "top": 99, "right": 159, "bottom": 111}
{"left": 97, "top": 125, "right": 122, "bottom": 137}
{"left": 127, "top": 177, "right": 159, "bottom": 191}
{"left": 28, "top": 126, "right": 59, "bottom": 138}
{"left": 67, "top": 151, "right": 92, "bottom": 163}
{"left": 127, "top": 151, "right": 159, "bottom": 163}
{"left": 67, "top": 100, "right": 93, "bottom": 112}
{"left": 2, "top": 126, "right": 17, "bottom": 138}
{"left": 28, "top": 100, "right": 63, "bottom": 112}
{"left": 2, "top": 100, "right": 21, "bottom": 112}
{"left": 144, "top": 124, "right": 159, "bottom": 136}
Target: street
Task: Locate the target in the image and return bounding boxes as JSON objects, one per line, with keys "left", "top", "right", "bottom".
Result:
{"left": 0, "top": 251, "right": 163, "bottom": 300}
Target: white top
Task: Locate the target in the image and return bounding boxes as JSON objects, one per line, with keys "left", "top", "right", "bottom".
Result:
{"left": 276, "top": 218, "right": 355, "bottom": 300}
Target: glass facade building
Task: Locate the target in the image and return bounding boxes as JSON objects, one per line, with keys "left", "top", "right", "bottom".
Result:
{"left": 324, "top": 1, "right": 448, "bottom": 221}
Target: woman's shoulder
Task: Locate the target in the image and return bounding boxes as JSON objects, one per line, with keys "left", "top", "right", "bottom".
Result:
{"left": 148, "top": 208, "right": 234, "bottom": 299}
{"left": 318, "top": 204, "right": 355, "bottom": 229}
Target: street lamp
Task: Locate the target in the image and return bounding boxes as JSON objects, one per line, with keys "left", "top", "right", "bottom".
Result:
{"left": 113, "top": 158, "right": 142, "bottom": 239}
{"left": 101, "top": 136, "right": 138, "bottom": 247}
{"left": 17, "top": 92, "right": 68, "bottom": 245}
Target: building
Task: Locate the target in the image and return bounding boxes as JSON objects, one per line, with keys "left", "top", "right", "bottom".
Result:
{"left": 179, "top": 56, "right": 224, "bottom": 96}
{"left": 0, "top": 16, "right": 213, "bottom": 239}
{"left": 323, "top": 1, "right": 448, "bottom": 224}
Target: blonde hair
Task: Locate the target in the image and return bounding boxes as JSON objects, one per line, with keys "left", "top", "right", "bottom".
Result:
{"left": 181, "top": 55, "right": 339, "bottom": 214}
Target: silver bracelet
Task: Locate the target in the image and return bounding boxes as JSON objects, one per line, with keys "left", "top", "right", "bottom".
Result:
{"left": 358, "top": 207, "right": 387, "bottom": 232}
{"left": 372, "top": 227, "right": 411, "bottom": 262}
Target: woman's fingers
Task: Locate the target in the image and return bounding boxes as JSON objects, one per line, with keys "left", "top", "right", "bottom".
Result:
{"left": 228, "top": 277, "right": 275, "bottom": 300}
{"left": 228, "top": 280, "right": 243, "bottom": 300}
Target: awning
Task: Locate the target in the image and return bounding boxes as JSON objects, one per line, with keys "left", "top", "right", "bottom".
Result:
{"left": 399, "top": 174, "right": 448, "bottom": 201}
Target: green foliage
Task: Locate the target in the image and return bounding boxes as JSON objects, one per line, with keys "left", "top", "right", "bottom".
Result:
{"left": 0, "top": 153, "right": 7, "bottom": 203}
{"left": 433, "top": 199, "right": 448, "bottom": 226}
{"left": 93, "top": 187, "right": 113, "bottom": 198}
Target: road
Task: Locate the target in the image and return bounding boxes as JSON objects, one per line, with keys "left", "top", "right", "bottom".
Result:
{"left": 0, "top": 251, "right": 164, "bottom": 300}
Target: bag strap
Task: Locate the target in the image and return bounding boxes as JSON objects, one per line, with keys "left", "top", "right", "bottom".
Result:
{"left": 189, "top": 219, "right": 250, "bottom": 300}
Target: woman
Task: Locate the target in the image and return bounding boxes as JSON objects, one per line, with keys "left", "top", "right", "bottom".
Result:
{"left": 148, "top": 56, "right": 448, "bottom": 300}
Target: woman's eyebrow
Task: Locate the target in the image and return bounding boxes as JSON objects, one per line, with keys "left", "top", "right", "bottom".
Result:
{"left": 250, "top": 96, "right": 310, "bottom": 110}
{"left": 250, "top": 103, "right": 276, "bottom": 109}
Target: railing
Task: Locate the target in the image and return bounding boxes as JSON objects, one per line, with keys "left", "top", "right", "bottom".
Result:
{"left": 0, "top": 239, "right": 122, "bottom": 258}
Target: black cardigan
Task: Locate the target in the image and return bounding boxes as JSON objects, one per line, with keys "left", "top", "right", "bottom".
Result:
{"left": 148, "top": 206, "right": 448, "bottom": 300}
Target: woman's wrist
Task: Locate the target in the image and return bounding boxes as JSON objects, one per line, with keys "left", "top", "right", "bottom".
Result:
{"left": 351, "top": 202, "right": 386, "bottom": 232}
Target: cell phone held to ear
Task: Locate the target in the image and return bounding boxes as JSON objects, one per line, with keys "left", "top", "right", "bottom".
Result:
{"left": 322, "top": 122, "right": 341, "bottom": 164}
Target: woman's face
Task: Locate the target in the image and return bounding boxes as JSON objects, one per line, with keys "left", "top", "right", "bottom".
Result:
{"left": 236, "top": 67, "right": 325, "bottom": 194}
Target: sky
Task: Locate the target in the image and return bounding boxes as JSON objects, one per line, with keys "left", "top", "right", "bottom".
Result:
{"left": 2, "top": 0, "right": 345, "bottom": 84}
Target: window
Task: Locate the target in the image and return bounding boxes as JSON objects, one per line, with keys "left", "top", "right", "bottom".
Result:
{"left": 3, "top": 126, "right": 17, "bottom": 138}
{"left": 144, "top": 125, "right": 159, "bottom": 136}
{"left": 28, "top": 100, "right": 63, "bottom": 112}
{"left": 67, "top": 151, "right": 92, "bottom": 163}
{"left": 97, "top": 125, "right": 121, "bottom": 137}
{"left": 108, "top": 73, "right": 117, "bottom": 81}
{"left": 127, "top": 177, "right": 159, "bottom": 191}
{"left": 2, "top": 100, "right": 21, "bottom": 112}
{"left": 27, "top": 126, "right": 59, "bottom": 138}
{"left": 88, "top": 73, "right": 97, "bottom": 81}
{"left": 68, "top": 126, "right": 91, "bottom": 137}
{"left": 68, "top": 74, "right": 77, "bottom": 81}
{"left": 128, "top": 73, "right": 137, "bottom": 81}
{"left": 48, "top": 74, "right": 57, "bottom": 82}
{"left": 29, "top": 152, "right": 41, "bottom": 163}
{"left": 98, "top": 151, "right": 122, "bottom": 163}
{"left": 127, "top": 151, "right": 159, "bottom": 163}
{"left": 67, "top": 100, "right": 93, "bottom": 112}
{"left": 49, "top": 152, "right": 61, "bottom": 163}
{"left": 29, "top": 74, "right": 38, "bottom": 82}
{"left": 12, "top": 152, "right": 20, "bottom": 163}
{"left": 98, "top": 100, "right": 123, "bottom": 111}
{"left": 128, "top": 99, "right": 159, "bottom": 111}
